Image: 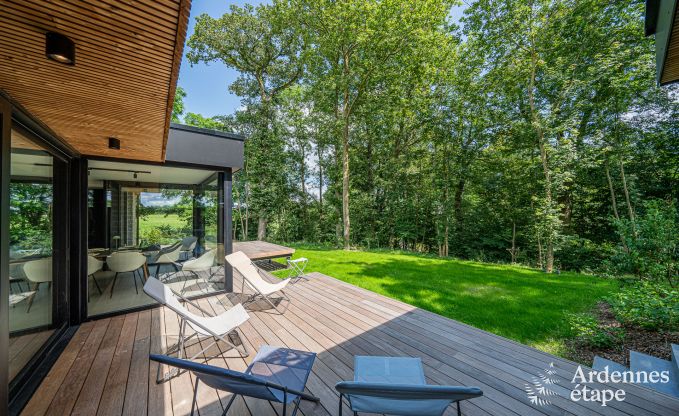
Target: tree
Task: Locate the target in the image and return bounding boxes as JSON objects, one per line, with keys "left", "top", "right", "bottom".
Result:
{"left": 187, "top": 2, "right": 305, "bottom": 240}
{"left": 172, "top": 86, "right": 186, "bottom": 122}
{"left": 291, "top": 0, "right": 455, "bottom": 249}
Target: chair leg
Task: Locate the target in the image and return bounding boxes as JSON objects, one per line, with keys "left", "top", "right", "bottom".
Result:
{"left": 457, "top": 401, "right": 461, "bottom": 416}
{"left": 178, "top": 319, "right": 187, "bottom": 359}
{"left": 190, "top": 379, "right": 200, "bottom": 416}
{"left": 222, "top": 394, "right": 238, "bottom": 416}
{"left": 26, "top": 283, "right": 39, "bottom": 313}
{"left": 156, "top": 264, "right": 161, "bottom": 277}
{"left": 339, "top": 393, "right": 343, "bottom": 416}
{"left": 91, "top": 273, "right": 103, "bottom": 294}
{"left": 110, "top": 272, "right": 119, "bottom": 298}
{"left": 283, "top": 390, "right": 287, "bottom": 416}
{"left": 291, "top": 397, "right": 302, "bottom": 416}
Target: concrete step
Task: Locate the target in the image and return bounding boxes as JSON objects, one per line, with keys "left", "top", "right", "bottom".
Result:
{"left": 593, "top": 356, "right": 628, "bottom": 373}
{"left": 630, "top": 350, "right": 679, "bottom": 398}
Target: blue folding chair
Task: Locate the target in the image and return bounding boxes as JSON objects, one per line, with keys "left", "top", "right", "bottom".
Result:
{"left": 335, "top": 356, "right": 483, "bottom": 416}
{"left": 150, "top": 346, "right": 320, "bottom": 416}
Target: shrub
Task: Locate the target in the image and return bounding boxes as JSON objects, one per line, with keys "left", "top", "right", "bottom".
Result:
{"left": 609, "top": 199, "right": 678, "bottom": 286}
{"left": 608, "top": 281, "right": 679, "bottom": 331}
{"left": 568, "top": 313, "right": 625, "bottom": 349}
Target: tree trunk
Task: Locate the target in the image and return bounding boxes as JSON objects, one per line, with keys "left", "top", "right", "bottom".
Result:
{"left": 257, "top": 214, "right": 267, "bottom": 241}
{"left": 509, "top": 220, "right": 517, "bottom": 263}
{"left": 341, "top": 113, "right": 351, "bottom": 249}
{"left": 341, "top": 52, "right": 351, "bottom": 250}
{"left": 317, "top": 144, "right": 323, "bottom": 223}
{"left": 528, "top": 45, "right": 555, "bottom": 273}
{"left": 605, "top": 162, "right": 620, "bottom": 221}
{"left": 619, "top": 159, "right": 635, "bottom": 223}
{"left": 453, "top": 179, "right": 465, "bottom": 233}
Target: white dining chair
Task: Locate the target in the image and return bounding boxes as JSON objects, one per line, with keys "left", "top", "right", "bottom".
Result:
{"left": 87, "top": 255, "right": 104, "bottom": 302}
{"left": 23, "top": 257, "right": 52, "bottom": 313}
{"left": 106, "top": 251, "right": 147, "bottom": 298}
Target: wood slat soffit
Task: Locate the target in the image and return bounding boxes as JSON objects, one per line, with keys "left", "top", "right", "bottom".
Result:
{"left": 0, "top": 0, "right": 191, "bottom": 161}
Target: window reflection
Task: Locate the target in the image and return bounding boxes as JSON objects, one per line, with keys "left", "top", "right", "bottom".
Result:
{"left": 8, "top": 127, "right": 55, "bottom": 382}
{"left": 86, "top": 161, "right": 222, "bottom": 317}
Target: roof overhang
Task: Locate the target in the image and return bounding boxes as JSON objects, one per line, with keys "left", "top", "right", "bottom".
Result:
{"left": 0, "top": 0, "right": 191, "bottom": 161}
{"left": 646, "top": 0, "right": 679, "bottom": 85}
{"left": 166, "top": 123, "right": 245, "bottom": 171}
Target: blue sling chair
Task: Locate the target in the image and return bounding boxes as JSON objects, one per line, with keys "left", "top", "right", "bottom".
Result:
{"left": 150, "top": 345, "right": 320, "bottom": 416}
{"left": 335, "top": 356, "right": 483, "bottom": 416}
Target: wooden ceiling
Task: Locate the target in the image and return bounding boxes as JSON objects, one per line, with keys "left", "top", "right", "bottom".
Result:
{"left": 0, "top": 0, "right": 191, "bottom": 161}
{"left": 661, "top": 8, "right": 679, "bottom": 84}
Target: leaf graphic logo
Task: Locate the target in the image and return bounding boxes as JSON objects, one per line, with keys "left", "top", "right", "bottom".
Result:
{"left": 525, "top": 362, "right": 560, "bottom": 407}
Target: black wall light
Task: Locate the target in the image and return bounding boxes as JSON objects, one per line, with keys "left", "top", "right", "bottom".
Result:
{"left": 45, "top": 32, "right": 75, "bottom": 65}
{"left": 108, "top": 137, "right": 121, "bottom": 150}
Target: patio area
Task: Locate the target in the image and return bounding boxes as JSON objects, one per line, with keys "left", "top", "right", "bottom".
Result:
{"left": 21, "top": 270, "right": 678, "bottom": 416}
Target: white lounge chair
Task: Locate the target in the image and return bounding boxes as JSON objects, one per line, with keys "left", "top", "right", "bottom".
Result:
{"left": 225, "top": 251, "right": 291, "bottom": 314}
{"left": 143, "top": 277, "right": 250, "bottom": 382}
{"left": 180, "top": 236, "right": 198, "bottom": 260}
{"left": 180, "top": 249, "right": 217, "bottom": 293}
{"left": 151, "top": 243, "right": 182, "bottom": 277}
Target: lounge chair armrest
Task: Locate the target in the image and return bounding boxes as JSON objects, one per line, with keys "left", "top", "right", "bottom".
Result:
{"left": 335, "top": 381, "right": 483, "bottom": 401}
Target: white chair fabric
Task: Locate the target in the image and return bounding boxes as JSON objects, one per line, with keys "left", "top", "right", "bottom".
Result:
{"left": 225, "top": 251, "right": 291, "bottom": 314}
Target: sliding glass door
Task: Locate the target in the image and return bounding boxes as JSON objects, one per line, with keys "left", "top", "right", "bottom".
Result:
{"left": 7, "top": 124, "right": 66, "bottom": 386}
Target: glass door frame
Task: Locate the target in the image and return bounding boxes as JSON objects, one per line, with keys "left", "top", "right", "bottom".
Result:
{"left": 1, "top": 94, "right": 79, "bottom": 415}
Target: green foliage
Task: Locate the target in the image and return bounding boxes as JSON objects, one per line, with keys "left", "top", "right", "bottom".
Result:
{"left": 172, "top": 86, "right": 186, "bottom": 123}
{"left": 177, "top": 0, "right": 677, "bottom": 273}
{"left": 610, "top": 199, "right": 678, "bottom": 285}
{"left": 9, "top": 183, "right": 52, "bottom": 253}
{"left": 567, "top": 313, "right": 625, "bottom": 349}
{"left": 608, "top": 281, "right": 679, "bottom": 331}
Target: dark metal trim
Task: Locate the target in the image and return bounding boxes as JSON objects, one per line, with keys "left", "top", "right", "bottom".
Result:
{"left": 646, "top": 0, "right": 661, "bottom": 36}
{"left": 52, "top": 158, "right": 70, "bottom": 327}
{"left": 85, "top": 154, "right": 234, "bottom": 172}
{"left": 72, "top": 159, "right": 88, "bottom": 324}
{"left": 170, "top": 123, "right": 246, "bottom": 141}
{"left": 218, "top": 170, "right": 234, "bottom": 292}
{"left": 0, "top": 94, "right": 12, "bottom": 416}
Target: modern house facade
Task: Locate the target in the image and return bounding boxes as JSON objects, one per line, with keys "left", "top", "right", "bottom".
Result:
{"left": 0, "top": 1, "right": 246, "bottom": 413}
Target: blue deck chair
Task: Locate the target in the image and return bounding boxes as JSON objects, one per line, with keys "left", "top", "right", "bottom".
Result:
{"left": 150, "top": 345, "right": 320, "bottom": 416}
{"left": 335, "top": 356, "right": 483, "bottom": 416}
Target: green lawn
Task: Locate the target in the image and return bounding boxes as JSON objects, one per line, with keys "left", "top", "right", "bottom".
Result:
{"left": 139, "top": 213, "right": 184, "bottom": 231}
{"left": 274, "top": 245, "right": 617, "bottom": 356}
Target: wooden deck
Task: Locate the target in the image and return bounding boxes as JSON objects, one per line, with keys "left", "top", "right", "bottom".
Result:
{"left": 233, "top": 241, "right": 295, "bottom": 261}
{"left": 22, "top": 271, "right": 679, "bottom": 416}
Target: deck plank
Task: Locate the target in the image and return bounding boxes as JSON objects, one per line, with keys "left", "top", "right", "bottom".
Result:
{"left": 22, "top": 271, "right": 679, "bottom": 416}
{"left": 122, "top": 310, "right": 152, "bottom": 416}
{"left": 21, "top": 322, "right": 95, "bottom": 416}
{"left": 72, "top": 316, "right": 125, "bottom": 415}
{"left": 97, "top": 312, "right": 139, "bottom": 416}
{"left": 45, "top": 319, "right": 111, "bottom": 415}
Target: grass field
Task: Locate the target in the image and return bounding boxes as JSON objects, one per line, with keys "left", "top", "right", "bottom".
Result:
{"left": 139, "top": 213, "right": 184, "bottom": 231}
{"left": 274, "top": 244, "right": 617, "bottom": 356}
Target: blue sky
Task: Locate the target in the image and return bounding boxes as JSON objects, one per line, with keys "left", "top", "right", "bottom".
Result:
{"left": 177, "top": 1, "right": 467, "bottom": 118}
